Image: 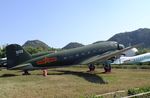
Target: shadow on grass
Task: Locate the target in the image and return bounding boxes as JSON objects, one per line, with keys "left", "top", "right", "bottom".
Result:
{"left": 49, "top": 70, "right": 107, "bottom": 84}
{"left": 0, "top": 74, "right": 18, "bottom": 77}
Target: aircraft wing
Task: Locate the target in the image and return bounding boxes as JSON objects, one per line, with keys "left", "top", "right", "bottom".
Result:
{"left": 80, "top": 45, "right": 139, "bottom": 65}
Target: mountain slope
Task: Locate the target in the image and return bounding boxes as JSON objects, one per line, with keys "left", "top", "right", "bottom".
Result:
{"left": 62, "top": 42, "right": 84, "bottom": 49}
{"left": 108, "top": 28, "right": 150, "bottom": 48}
{"left": 23, "top": 40, "right": 50, "bottom": 50}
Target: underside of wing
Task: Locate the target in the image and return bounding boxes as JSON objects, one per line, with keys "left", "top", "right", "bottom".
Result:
{"left": 79, "top": 45, "right": 139, "bottom": 65}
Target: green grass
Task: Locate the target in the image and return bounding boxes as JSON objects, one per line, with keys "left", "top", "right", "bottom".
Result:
{"left": 128, "top": 87, "right": 150, "bottom": 95}
{"left": 0, "top": 67, "right": 150, "bottom": 98}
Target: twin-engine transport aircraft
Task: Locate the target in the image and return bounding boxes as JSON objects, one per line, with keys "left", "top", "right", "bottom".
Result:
{"left": 113, "top": 53, "right": 150, "bottom": 64}
{"left": 5, "top": 41, "right": 135, "bottom": 76}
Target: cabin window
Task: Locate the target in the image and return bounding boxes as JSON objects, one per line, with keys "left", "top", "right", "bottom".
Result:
{"left": 64, "top": 57, "right": 67, "bottom": 60}
{"left": 69, "top": 56, "right": 73, "bottom": 58}
{"left": 88, "top": 51, "right": 90, "bottom": 54}
{"left": 76, "top": 54, "right": 79, "bottom": 57}
{"left": 82, "top": 53, "right": 85, "bottom": 55}
{"left": 93, "top": 50, "right": 96, "bottom": 53}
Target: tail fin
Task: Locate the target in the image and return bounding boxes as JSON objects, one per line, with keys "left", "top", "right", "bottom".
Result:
{"left": 6, "top": 44, "right": 32, "bottom": 69}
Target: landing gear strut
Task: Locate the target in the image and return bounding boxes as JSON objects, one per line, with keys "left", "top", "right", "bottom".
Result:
{"left": 103, "top": 61, "right": 111, "bottom": 73}
{"left": 87, "top": 64, "right": 95, "bottom": 72}
{"left": 22, "top": 70, "right": 31, "bottom": 75}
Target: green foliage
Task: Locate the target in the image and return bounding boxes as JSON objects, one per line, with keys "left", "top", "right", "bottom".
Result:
{"left": 48, "top": 47, "right": 59, "bottom": 51}
{"left": 0, "top": 45, "right": 6, "bottom": 58}
{"left": 128, "top": 87, "right": 150, "bottom": 95}
{"left": 24, "top": 46, "right": 44, "bottom": 54}
{"left": 136, "top": 48, "right": 150, "bottom": 55}
{"left": 111, "top": 64, "right": 150, "bottom": 69}
{"left": 24, "top": 46, "right": 59, "bottom": 55}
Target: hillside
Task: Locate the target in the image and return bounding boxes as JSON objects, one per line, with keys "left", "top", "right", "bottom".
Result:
{"left": 62, "top": 42, "right": 84, "bottom": 49}
{"left": 108, "top": 28, "right": 150, "bottom": 48}
{"left": 22, "top": 40, "right": 50, "bottom": 50}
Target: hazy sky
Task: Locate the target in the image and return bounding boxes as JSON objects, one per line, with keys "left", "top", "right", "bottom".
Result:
{"left": 0, "top": 0, "right": 150, "bottom": 48}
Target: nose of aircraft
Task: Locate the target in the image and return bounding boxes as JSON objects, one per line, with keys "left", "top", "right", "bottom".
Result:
{"left": 118, "top": 44, "right": 125, "bottom": 50}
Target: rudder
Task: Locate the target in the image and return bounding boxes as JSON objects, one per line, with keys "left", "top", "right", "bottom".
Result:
{"left": 6, "top": 44, "right": 32, "bottom": 69}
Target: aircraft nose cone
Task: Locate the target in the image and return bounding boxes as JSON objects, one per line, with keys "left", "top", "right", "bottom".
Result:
{"left": 118, "top": 44, "right": 125, "bottom": 50}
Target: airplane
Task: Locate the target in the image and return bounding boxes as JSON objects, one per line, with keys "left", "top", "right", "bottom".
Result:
{"left": 5, "top": 41, "right": 136, "bottom": 76}
{"left": 112, "top": 52, "right": 150, "bottom": 64}
{"left": 0, "top": 57, "right": 7, "bottom": 67}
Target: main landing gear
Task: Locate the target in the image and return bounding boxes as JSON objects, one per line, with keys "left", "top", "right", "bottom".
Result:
{"left": 87, "top": 64, "right": 95, "bottom": 72}
{"left": 22, "top": 70, "right": 31, "bottom": 75}
{"left": 87, "top": 62, "right": 111, "bottom": 73}
{"left": 103, "top": 61, "right": 111, "bottom": 73}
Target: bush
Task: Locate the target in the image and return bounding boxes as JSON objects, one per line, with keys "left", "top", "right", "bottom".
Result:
{"left": 24, "top": 46, "right": 45, "bottom": 54}
{"left": 128, "top": 87, "right": 150, "bottom": 95}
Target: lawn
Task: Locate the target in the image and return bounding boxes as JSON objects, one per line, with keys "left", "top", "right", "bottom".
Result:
{"left": 0, "top": 66, "right": 149, "bottom": 98}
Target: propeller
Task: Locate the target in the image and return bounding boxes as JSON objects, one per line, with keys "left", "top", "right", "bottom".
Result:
{"left": 117, "top": 43, "right": 125, "bottom": 50}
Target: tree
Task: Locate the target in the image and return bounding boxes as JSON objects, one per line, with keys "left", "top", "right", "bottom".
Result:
{"left": 24, "top": 46, "right": 44, "bottom": 54}
{"left": 0, "top": 45, "right": 7, "bottom": 58}
{"left": 136, "top": 48, "right": 150, "bottom": 55}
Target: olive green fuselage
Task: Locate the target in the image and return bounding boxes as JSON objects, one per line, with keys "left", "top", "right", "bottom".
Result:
{"left": 24, "top": 41, "right": 119, "bottom": 69}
